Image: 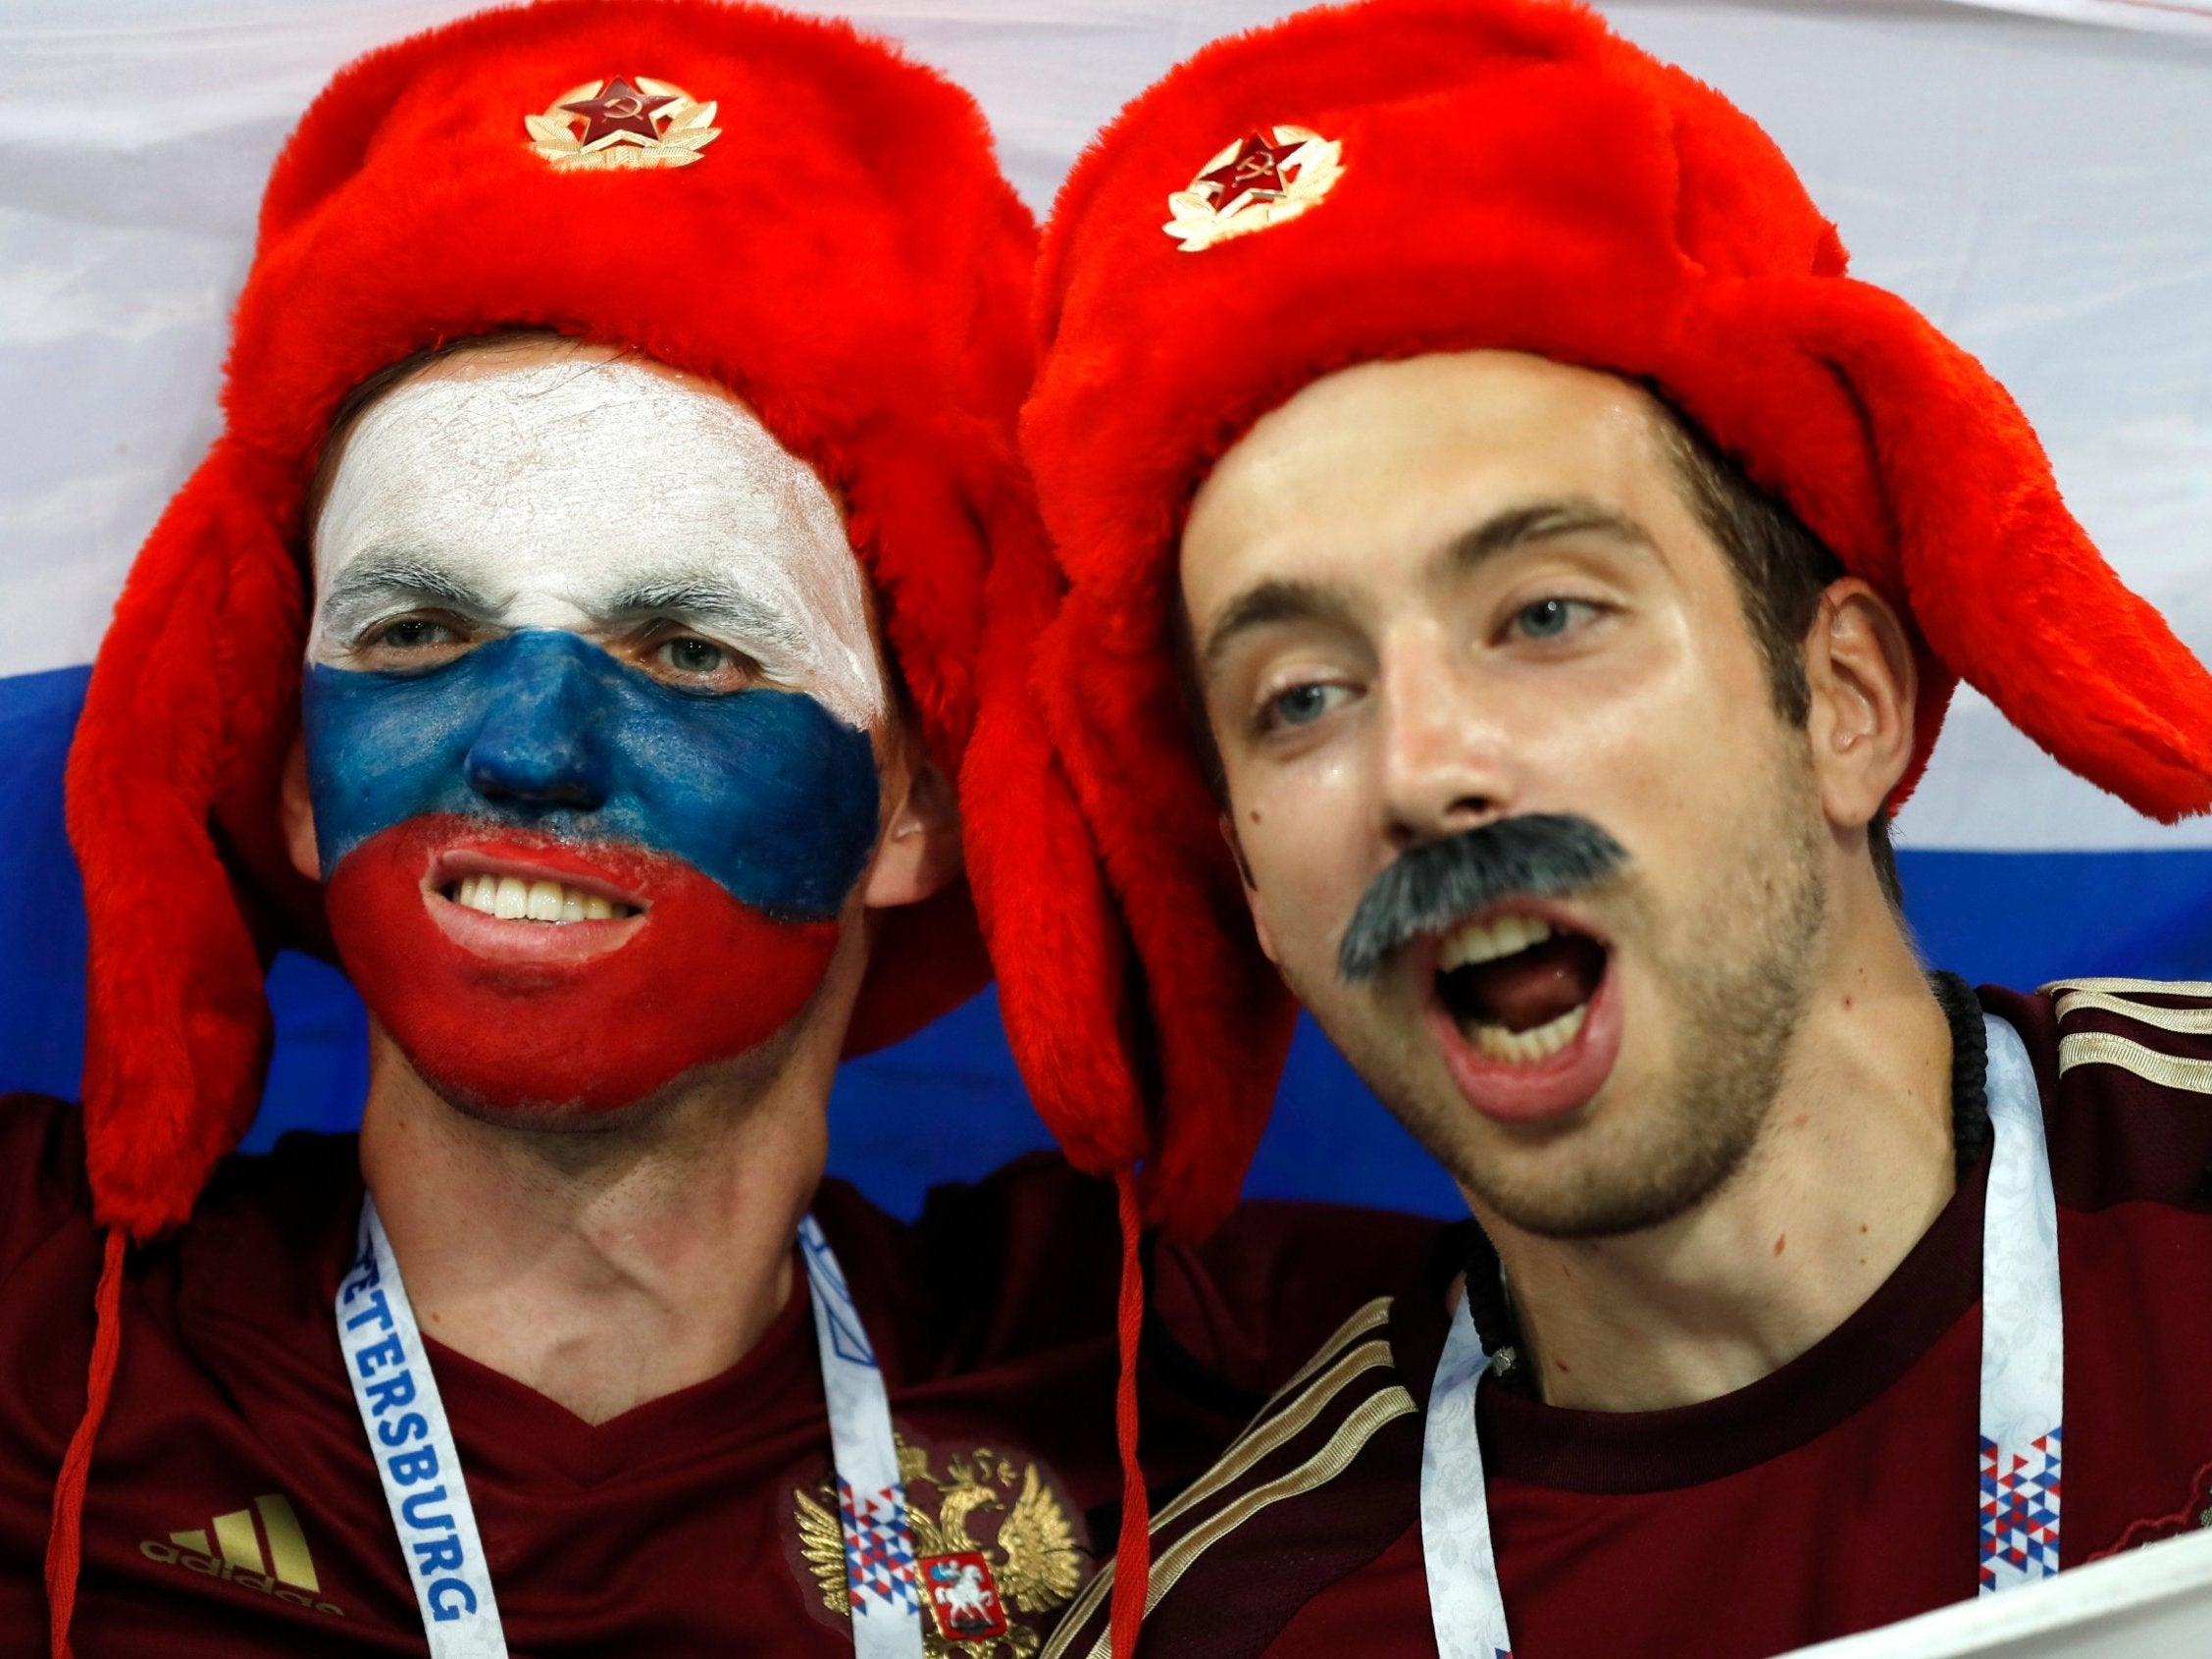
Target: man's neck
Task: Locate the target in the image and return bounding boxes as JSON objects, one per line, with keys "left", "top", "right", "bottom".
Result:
{"left": 1474, "top": 921, "right": 1958, "bottom": 1415}
{"left": 357, "top": 1020, "right": 836, "bottom": 1426}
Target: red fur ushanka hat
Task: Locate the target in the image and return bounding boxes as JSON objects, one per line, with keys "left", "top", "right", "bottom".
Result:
{"left": 974, "top": 0, "right": 2212, "bottom": 1242}
{"left": 67, "top": 0, "right": 1040, "bottom": 1245}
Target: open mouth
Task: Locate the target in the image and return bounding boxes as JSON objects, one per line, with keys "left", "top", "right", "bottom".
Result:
{"left": 1434, "top": 912, "right": 1608, "bottom": 1063}
{"left": 439, "top": 872, "right": 642, "bottom": 925}
{"left": 1420, "top": 905, "right": 1621, "bottom": 1124}
{"left": 417, "top": 843, "right": 653, "bottom": 965}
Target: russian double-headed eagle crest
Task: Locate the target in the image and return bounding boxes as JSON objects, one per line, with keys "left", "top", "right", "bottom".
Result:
{"left": 1163, "top": 125, "right": 1344, "bottom": 252}
{"left": 795, "top": 1439, "right": 1086, "bottom": 1656}
{"left": 526, "top": 76, "right": 721, "bottom": 171}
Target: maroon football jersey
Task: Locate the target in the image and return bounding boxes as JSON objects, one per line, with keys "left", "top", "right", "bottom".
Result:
{"left": 0, "top": 1097, "right": 1438, "bottom": 1656}
{"left": 1042, "top": 981, "right": 2212, "bottom": 1659}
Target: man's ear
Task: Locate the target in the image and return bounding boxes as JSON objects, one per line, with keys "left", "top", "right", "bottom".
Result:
{"left": 1218, "top": 809, "right": 1279, "bottom": 963}
{"left": 281, "top": 732, "right": 322, "bottom": 884}
{"left": 1802, "top": 577, "right": 1917, "bottom": 832}
{"left": 861, "top": 732, "right": 961, "bottom": 910}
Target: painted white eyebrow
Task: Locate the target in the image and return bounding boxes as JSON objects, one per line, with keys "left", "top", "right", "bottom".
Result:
{"left": 315, "top": 558, "right": 815, "bottom": 668}
{"left": 317, "top": 555, "right": 494, "bottom": 643}
{"left": 601, "top": 578, "right": 811, "bottom": 660}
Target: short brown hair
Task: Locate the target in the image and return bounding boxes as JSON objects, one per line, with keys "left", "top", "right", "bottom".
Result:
{"left": 1651, "top": 396, "right": 1903, "bottom": 909}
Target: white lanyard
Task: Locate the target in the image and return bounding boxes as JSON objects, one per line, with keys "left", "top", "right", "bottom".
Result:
{"left": 335, "top": 1200, "right": 926, "bottom": 1658}
{"left": 1420, "top": 1012, "right": 2065, "bottom": 1657}
{"left": 798, "top": 1214, "right": 927, "bottom": 1657}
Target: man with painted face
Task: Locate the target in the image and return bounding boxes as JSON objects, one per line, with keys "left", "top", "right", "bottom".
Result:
{"left": 965, "top": 1, "right": 2212, "bottom": 1655}
{"left": 300, "top": 341, "right": 896, "bottom": 1129}
{"left": 0, "top": 6, "right": 1435, "bottom": 1655}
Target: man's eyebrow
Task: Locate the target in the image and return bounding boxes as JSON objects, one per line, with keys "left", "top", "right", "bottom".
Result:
{"left": 601, "top": 579, "right": 809, "bottom": 656}
{"left": 1443, "top": 497, "right": 1658, "bottom": 577}
{"left": 1198, "top": 579, "right": 1359, "bottom": 678}
{"left": 318, "top": 556, "right": 490, "bottom": 638}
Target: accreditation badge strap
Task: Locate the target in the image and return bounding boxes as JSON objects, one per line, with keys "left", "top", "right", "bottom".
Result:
{"left": 1976, "top": 1012, "right": 2065, "bottom": 1592}
{"left": 798, "top": 1214, "right": 926, "bottom": 1658}
{"left": 337, "top": 1200, "right": 925, "bottom": 1659}
{"left": 1419, "top": 1295, "right": 1513, "bottom": 1659}
{"left": 1418, "top": 1011, "right": 2066, "bottom": 1657}
{"left": 336, "top": 1198, "right": 506, "bottom": 1658}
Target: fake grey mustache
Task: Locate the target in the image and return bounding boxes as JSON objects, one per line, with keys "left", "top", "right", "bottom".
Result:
{"left": 1336, "top": 814, "right": 1629, "bottom": 982}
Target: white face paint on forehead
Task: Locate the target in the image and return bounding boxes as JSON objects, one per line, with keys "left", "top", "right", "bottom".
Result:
{"left": 310, "top": 353, "right": 887, "bottom": 732}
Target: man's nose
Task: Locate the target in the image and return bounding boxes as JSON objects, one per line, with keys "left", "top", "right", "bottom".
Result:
{"left": 1374, "top": 635, "right": 1513, "bottom": 851}
{"left": 461, "top": 633, "right": 615, "bottom": 811}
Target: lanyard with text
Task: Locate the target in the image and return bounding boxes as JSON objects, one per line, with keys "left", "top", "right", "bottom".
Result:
{"left": 1418, "top": 1013, "right": 2065, "bottom": 1659}
{"left": 334, "top": 1201, "right": 928, "bottom": 1659}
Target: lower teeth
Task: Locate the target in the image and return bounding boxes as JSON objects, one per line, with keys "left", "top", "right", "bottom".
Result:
{"left": 1472, "top": 1002, "right": 1587, "bottom": 1064}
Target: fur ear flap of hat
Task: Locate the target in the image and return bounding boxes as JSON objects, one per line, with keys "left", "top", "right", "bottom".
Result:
{"left": 1666, "top": 273, "right": 2212, "bottom": 817}
{"left": 70, "top": 440, "right": 318, "bottom": 1244}
{"left": 64, "top": 0, "right": 1039, "bottom": 1245}
{"left": 960, "top": 414, "right": 1301, "bottom": 1232}
{"left": 961, "top": 475, "right": 1167, "bottom": 1180}
{"left": 979, "top": 0, "right": 2212, "bottom": 1247}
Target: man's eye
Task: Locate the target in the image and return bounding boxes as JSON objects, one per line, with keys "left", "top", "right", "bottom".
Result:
{"left": 1510, "top": 597, "right": 1600, "bottom": 642}
{"left": 1264, "top": 682, "right": 1352, "bottom": 730}
{"left": 645, "top": 634, "right": 761, "bottom": 692}
{"left": 657, "top": 637, "right": 727, "bottom": 675}
{"left": 369, "top": 616, "right": 462, "bottom": 650}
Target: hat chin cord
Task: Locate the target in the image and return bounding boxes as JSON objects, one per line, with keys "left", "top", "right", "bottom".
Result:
{"left": 45, "top": 1225, "right": 126, "bottom": 1659}
{"left": 1110, "top": 1166, "right": 1152, "bottom": 1657}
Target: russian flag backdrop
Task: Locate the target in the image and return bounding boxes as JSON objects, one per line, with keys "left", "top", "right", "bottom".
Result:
{"left": 3, "top": 0, "right": 2209, "bottom": 1219}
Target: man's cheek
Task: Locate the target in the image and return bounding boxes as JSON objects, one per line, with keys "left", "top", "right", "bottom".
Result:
{"left": 1245, "top": 818, "right": 1349, "bottom": 974}
{"left": 302, "top": 663, "right": 485, "bottom": 874}
{"left": 623, "top": 686, "right": 880, "bottom": 921}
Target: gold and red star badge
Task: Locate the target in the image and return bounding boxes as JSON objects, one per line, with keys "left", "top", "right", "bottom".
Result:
{"left": 526, "top": 75, "right": 720, "bottom": 172}
{"left": 1164, "top": 123, "right": 1343, "bottom": 252}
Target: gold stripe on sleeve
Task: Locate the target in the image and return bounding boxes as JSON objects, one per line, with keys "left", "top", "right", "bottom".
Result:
{"left": 1254, "top": 1296, "right": 1392, "bottom": 1423}
{"left": 1046, "top": 1310, "right": 1397, "bottom": 1648}
{"left": 2044, "top": 976, "right": 2212, "bottom": 1000}
{"left": 2057, "top": 1030, "right": 2212, "bottom": 1094}
{"left": 1070, "top": 1386, "right": 1419, "bottom": 1659}
{"left": 2054, "top": 989, "right": 2212, "bottom": 1036}
{"left": 1151, "top": 1340, "right": 1395, "bottom": 1535}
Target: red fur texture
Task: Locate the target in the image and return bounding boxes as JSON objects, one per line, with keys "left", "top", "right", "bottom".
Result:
{"left": 984, "top": 0, "right": 2212, "bottom": 1239}
{"left": 66, "top": 0, "right": 1039, "bottom": 1241}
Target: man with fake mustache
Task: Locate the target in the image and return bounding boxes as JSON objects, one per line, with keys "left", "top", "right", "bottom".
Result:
{"left": 0, "top": 5, "right": 1432, "bottom": 1654}
{"left": 968, "top": 1, "right": 2212, "bottom": 1654}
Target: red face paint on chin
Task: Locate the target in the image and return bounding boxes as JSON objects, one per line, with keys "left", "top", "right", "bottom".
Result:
{"left": 324, "top": 815, "right": 839, "bottom": 1114}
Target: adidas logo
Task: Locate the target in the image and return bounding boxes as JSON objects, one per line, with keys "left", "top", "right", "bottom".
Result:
{"left": 137, "top": 1492, "right": 346, "bottom": 1618}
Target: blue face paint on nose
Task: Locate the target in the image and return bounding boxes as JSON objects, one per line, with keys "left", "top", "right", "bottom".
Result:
{"left": 459, "top": 637, "right": 617, "bottom": 810}
{"left": 304, "top": 630, "right": 881, "bottom": 921}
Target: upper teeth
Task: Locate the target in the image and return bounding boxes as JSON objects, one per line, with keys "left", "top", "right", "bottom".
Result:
{"left": 449, "top": 874, "right": 633, "bottom": 923}
{"left": 1439, "top": 914, "right": 1554, "bottom": 971}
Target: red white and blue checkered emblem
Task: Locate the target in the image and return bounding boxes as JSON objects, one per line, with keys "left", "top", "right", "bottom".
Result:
{"left": 839, "top": 1478, "right": 920, "bottom": 1616}
{"left": 1980, "top": 1427, "right": 2063, "bottom": 1588}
